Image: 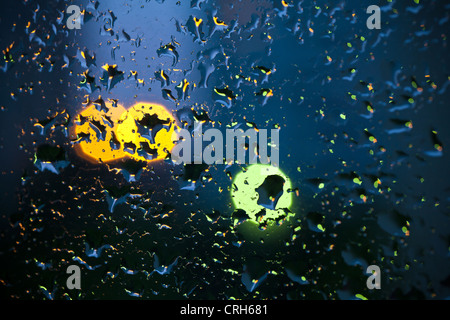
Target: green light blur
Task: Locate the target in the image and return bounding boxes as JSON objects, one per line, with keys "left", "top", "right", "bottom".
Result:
{"left": 231, "top": 164, "right": 294, "bottom": 226}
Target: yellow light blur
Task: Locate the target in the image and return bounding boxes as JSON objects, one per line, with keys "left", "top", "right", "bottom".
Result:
{"left": 71, "top": 101, "right": 178, "bottom": 164}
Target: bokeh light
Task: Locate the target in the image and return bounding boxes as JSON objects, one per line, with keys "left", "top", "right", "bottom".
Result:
{"left": 72, "top": 102, "right": 178, "bottom": 163}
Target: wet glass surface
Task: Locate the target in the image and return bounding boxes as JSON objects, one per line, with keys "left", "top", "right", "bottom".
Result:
{"left": 0, "top": 0, "right": 449, "bottom": 300}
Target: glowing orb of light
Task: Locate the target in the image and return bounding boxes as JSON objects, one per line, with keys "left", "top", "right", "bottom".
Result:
{"left": 71, "top": 101, "right": 177, "bottom": 163}
{"left": 231, "top": 164, "right": 294, "bottom": 227}
{"left": 72, "top": 101, "right": 127, "bottom": 163}
{"left": 115, "top": 103, "right": 177, "bottom": 162}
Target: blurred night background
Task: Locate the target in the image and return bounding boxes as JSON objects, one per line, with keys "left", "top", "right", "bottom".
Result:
{"left": 0, "top": 0, "right": 449, "bottom": 300}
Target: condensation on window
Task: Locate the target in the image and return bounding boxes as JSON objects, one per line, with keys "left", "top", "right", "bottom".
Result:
{"left": 0, "top": 0, "right": 449, "bottom": 300}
